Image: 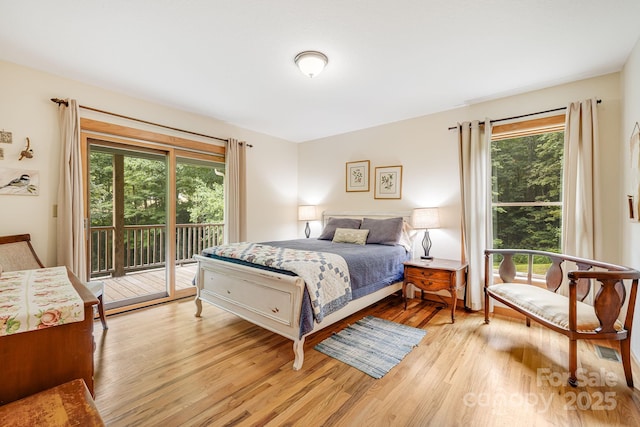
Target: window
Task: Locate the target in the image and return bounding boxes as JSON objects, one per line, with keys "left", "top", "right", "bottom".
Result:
{"left": 491, "top": 115, "right": 565, "bottom": 254}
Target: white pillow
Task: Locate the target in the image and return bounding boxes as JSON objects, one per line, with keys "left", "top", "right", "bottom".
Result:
{"left": 398, "top": 220, "right": 417, "bottom": 252}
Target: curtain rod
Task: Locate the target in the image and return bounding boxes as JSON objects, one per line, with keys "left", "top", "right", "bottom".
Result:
{"left": 447, "top": 99, "right": 602, "bottom": 130}
{"left": 49, "top": 97, "right": 247, "bottom": 145}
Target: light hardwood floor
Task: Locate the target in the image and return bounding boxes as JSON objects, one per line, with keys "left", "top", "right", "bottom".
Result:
{"left": 93, "top": 294, "right": 640, "bottom": 426}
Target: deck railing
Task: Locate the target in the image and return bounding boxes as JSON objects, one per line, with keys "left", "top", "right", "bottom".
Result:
{"left": 90, "top": 223, "right": 224, "bottom": 277}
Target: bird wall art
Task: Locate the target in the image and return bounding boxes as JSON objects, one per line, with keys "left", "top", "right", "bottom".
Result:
{"left": 0, "top": 167, "right": 39, "bottom": 195}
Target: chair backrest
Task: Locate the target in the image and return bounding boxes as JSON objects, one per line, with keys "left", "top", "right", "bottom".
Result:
{"left": 0, "top": 234, "right": 45, "bottom": 272}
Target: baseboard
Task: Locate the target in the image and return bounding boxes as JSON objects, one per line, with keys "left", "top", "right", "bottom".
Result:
{"left": 492, "top": 305, "right": 527, "bottom": 320}
{"left": 633, "top": 351, "right": 640, "bottom": 391}
{"left": 413, "top": 291, "right": 516, "bottom": 315}
{"left": 412, "top": 292, "right": 466, "bottom": 312}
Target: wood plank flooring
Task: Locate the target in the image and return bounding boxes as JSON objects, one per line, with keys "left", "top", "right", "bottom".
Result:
{"left": 93, "top": 294, "right": 640, "bottom": 426}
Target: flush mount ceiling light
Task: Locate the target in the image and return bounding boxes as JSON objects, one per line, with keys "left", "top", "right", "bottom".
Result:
{"left": 294, "top": 51, "right": 328, "bottom": 78}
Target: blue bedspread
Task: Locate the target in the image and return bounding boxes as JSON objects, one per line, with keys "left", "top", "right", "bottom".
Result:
{"left": 262, "top": 239, "right": 408, "bottom": 299}
{"left": 202, "top": 239, "right": 410, "bottom": 337}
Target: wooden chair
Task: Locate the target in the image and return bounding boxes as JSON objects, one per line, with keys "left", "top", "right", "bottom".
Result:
{"left": 0, "top": 234, "right": 107, "bottom": 329}
{"left": 484, "top": 249, "right": 640, "bottom": 387}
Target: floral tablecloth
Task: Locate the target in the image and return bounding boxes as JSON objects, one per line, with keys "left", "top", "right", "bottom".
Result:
{"left": 0, "top": 266, "right": 85, "bottom": 336}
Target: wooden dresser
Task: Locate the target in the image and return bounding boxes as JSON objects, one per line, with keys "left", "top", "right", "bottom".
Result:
{"left": 0, "top": 268, "right": 97, "bottom": 405}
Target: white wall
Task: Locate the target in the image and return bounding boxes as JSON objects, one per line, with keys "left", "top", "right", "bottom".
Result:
{"left": 298, "top": 109, "right": 463, "bottom": 259}
{"left": 0, "top": 60, "right": 299, "bottom": 266}
{"left": 621, "top": 36, "right": 640, "bottom": 361}
{"left": 299, "top": 73, "right": 623, "bottom": 263}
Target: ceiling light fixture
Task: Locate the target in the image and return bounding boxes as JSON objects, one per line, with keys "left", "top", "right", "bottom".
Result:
{"left": 294, "top": 51, "right": 328, "bottom": 78}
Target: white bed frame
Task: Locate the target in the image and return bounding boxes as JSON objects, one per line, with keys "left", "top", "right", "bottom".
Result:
{"left": 194, "top": 210, "right": 412, "bottom": 370}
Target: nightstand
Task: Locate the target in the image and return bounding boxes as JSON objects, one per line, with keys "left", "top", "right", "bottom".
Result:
{"left": 402, "top": 258, "right": 468, "bottom": 323}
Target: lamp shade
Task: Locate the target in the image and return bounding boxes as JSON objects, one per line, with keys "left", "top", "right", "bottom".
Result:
{"left": 298, "top": 205, "right": 317, "bottom": 221}
{"left": 412, "top": 208, "right": 440, "bottom": 229}
{"left": 294, "top": 51, "right": 328, "bottom": 78}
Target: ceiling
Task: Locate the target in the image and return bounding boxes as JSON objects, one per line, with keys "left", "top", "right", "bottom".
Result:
{"left": 1, "top": 1, "right": 640, "bottom": 143}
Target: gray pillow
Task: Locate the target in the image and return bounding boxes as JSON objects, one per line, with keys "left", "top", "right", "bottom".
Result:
{"left": 318, "top": 217, "right": 362, "bottom": 240}
{"left": 361, "top": 217, "right": 403, "bottom": 246}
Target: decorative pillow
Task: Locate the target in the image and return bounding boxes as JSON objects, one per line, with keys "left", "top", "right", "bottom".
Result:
{"left": 332, "top": 228, "right": 369, "bottom": 245}
{"left": 318, "top": 217, "right": 362, "bottom": 240}
{"left": 361, "top": 217, "right": 404, "bottom": 246}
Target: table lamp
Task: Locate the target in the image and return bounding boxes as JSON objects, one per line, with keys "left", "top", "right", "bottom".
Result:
{"left": 298, "top": 205, "right": 317, "bottom": 238}
{"left": 411, "top": 207, "right": 441, "bottom": 259}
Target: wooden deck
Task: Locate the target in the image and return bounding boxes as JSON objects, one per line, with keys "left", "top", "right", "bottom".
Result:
{"left": 97, "top": 263, "right": 198, "bottom": 304}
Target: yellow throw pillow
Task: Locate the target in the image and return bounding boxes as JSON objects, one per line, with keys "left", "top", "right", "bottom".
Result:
{"left": 332, "top": 228, "right": 369, "bottom": 245}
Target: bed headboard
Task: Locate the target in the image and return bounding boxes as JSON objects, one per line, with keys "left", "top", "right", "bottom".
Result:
{"left": 321, "top": 210, "right": 413, "bottom": 226}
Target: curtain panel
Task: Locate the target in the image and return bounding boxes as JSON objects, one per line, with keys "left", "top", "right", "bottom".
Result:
{"left": 562, "top": 98, "right": 599, "bottom": 259}
{"left": 225, "top": 138, "right": 247, "bottom": 243}
{"left": 457, "top": 120, "right": 493, "bottom": 311}
{"left": 56, "top": 99, "right": 87, "bottom": 282}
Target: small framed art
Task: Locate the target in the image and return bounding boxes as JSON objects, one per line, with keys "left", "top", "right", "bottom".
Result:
{"left": 0, "top": 167, "right": 39, "bottom": 195}
{"left": 346, "top": 160, "right": 370, "bottom": 192}
{"left": 374, "top": 165, "right": 402, "bottom": 199}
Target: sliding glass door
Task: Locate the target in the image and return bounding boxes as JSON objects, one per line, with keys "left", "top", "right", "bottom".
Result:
{"left": 85, "top": 135, "right": 226, "bottom": 312}
{"left": 88, "top": 140, "right": 169, "bottom": 309}
{"left": 174, "top": 152, "right": 225, "bottom": 292}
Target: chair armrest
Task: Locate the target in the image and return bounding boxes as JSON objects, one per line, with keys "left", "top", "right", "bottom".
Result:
{"left": 568, "top": 270, "right": 640, "bottom": 281}
{"left": 567, "top": 269, "right": 640, "bottom": 334}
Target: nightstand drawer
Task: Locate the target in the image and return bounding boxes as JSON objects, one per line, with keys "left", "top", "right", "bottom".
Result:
{"left": 404, "top": 266, "right": 450, "bottom": 282}
{"left": 405, "top": 276, "right": 451, "bottom": 291}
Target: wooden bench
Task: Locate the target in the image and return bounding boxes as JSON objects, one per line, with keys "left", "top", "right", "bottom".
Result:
{"left": 484, "top": 249, "right": 640, "bottom": 387}
{"left": 0, "top": 379, "right": 104, "bottom": 426}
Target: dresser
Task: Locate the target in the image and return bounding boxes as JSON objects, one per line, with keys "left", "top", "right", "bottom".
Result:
{"left": 0, "top": 268, "right": 97, "bottom": 405}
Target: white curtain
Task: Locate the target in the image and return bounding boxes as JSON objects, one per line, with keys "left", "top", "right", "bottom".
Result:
{"left": 562, "top": 98, "right": 599, "bottom": 259}
{"left": 458, "top": 120, "right": 493, "bottom": 311}
{"left": 56, "top": 99, "right": 87, "bottom": 281}
{"left": 225, "top": 138, "right": 247, "bottom": 243}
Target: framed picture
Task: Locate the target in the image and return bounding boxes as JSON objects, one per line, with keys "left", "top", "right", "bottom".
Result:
{"left": 0, "top": 130, "right": 12, "bottom": 144}
{"left": 374, "top": 165, "right": 402, "bottom": 199}
{"left": 346, "top": 160, "right": 370, "bottom": 192}
{"left": 0, "top": 167, "right": 39, "bottom": 196}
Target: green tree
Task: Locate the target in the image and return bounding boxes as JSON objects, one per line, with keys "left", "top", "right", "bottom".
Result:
{"left": 89, "top": 151, "right": 114, "bottom": 227}
{"left": 124, "top": 156, "right": 167, "bottom": 225}
{"left": 90, "top": 153, "right": 224, "bottom": 226}
{"left": 491, "top": 132, "right": 563, "bottom": 253}
{"left": 176, "top": 162, "right": 224, "bottom": 224}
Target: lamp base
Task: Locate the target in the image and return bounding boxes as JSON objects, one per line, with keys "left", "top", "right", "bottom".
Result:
{"left": 420, "top": 230, "right": 433, "bottom": 261}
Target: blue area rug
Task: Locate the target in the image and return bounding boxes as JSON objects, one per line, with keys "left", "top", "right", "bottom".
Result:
{"left": 314, "top": 316, "right": 427, "bottom": 379}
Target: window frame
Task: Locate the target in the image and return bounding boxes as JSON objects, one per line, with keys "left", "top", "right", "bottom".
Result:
{"left": 490, "top": 113, "right": 565, "bottom": 255}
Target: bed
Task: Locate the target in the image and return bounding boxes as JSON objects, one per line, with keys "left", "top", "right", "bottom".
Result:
{"left": 193, "top": 211, "right": 414, "bottom": 370}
